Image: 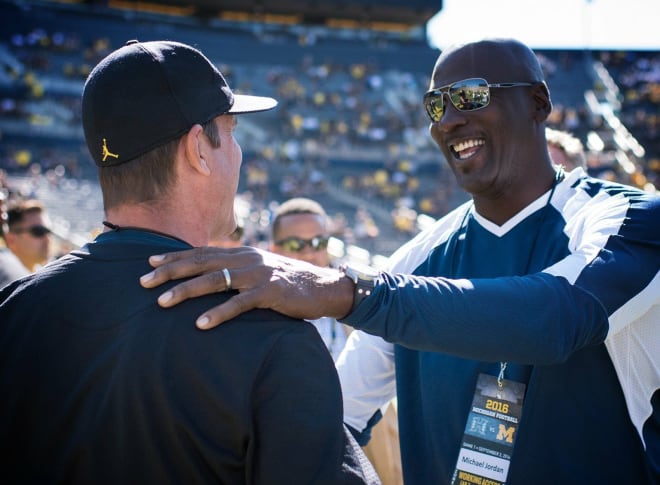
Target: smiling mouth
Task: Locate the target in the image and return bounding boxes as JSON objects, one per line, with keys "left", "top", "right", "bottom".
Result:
{"left": 450, "top": 139, "right": 485, "bottom": 160}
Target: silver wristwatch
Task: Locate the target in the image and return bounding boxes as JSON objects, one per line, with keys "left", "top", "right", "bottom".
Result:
{"left": 340, "top": 262, "right": 379, "bottom": 314}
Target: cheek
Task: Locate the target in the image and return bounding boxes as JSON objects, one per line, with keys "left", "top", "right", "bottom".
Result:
{"left": 231, "top": 136, "right": 242, "bottom": 163}
{"left": 429, "top": 124, "right": 444, "bottom": 148}
{"left": 233, "top": 143, "right": 242, "bottom": 179}
{"left": 429, "top": 124, "right": 452, "bottom": 160}
{"left": 219, "top": 136, "right": 242, "bottom": 178}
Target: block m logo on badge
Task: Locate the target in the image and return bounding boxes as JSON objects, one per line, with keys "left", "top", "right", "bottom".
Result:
{"left": 496, "top": 424, "right": 515, "bottom": 444}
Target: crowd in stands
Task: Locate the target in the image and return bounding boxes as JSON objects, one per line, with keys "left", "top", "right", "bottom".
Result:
{"left": 599, "top": 50, "right": 660, "bottom": 189}
{"left": 0, "top": 1, "right": 658, "bottom": 261}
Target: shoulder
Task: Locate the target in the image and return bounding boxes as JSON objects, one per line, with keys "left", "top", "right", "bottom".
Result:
{"left": 556, "top": 170, "right": 659, "bottom": 235}
{"left": 388, "top": 201, "right": 472, "bottom": 272}
{"left": 238, "top": 312, "right": 332, "bottom": 363}
{"left": 168, "top": 299, "right": 330, "bottom": 361}
{"left": 560, "top": 169, "right": 658, "bottom": 210}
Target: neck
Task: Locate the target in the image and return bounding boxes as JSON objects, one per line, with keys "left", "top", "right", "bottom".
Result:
{"left": 473, "top": 166, "right": 560, "bottom": 226}
{"left": 20, "top": 258, "right": 37, "bottom": 272}
{"left": 104, "top": 204, "right": 209, "bottom": 247}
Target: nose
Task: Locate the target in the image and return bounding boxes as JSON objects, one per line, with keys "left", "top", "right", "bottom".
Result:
{"left": 298, "top": 251, "right": 318, "bottom": 264}
{"left": 300, "top": 245, "right": 317, "bottom": 255}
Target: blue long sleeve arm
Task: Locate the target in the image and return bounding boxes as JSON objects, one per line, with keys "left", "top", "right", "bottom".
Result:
{"left": 342, "top": 272, "right": 609, "bottom": 365}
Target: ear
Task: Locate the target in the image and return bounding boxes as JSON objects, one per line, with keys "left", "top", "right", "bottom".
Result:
{"left": 531, "top": 82, "right": 552, "bottom": 122}
{"left": 183, "top": 124, "right": 211, "bottom": 176}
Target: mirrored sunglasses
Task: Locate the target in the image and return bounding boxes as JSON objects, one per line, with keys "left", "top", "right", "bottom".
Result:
{"left": 423, "top": 77, "right": 535, "bottom": 123}
{"left": 11, "top": 224, "right": 51, "bottom": 238}
{"left": 275, "top": 236, "right": 329, "bottom": 252}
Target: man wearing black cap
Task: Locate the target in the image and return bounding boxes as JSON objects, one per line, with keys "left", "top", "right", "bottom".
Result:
{"left": 0, "top": 40, "right": 378, "bottom": 484}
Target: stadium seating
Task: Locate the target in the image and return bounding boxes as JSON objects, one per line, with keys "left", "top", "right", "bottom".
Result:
{"left": 0, "top": 1, "right": 657, "bottom": 260}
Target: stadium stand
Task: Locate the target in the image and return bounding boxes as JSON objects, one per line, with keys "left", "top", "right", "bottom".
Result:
{"left": 0, "top": 0, "right": 657, "bottom": 261}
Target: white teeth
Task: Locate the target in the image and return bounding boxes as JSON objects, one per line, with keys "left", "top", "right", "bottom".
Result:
{"left": 452, "top": 139, "right": 484, "bottom": 153}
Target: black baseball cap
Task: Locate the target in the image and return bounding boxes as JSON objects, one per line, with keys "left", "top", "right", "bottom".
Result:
{"left": 82, "top": 40, "right": 277, "bottom": 167}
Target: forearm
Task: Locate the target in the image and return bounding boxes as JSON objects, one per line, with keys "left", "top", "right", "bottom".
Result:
{"left": 342, "top": 272, "right": 609, "bottom": 364}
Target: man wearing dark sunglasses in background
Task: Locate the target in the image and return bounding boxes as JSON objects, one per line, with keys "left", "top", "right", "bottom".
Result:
{"left": 269, "top": 197, "right": 345, "bottom": 359}
{"left": 141, "top": 38, "right": 660, "bottom": 484}
{"left": 1, "top": 199, "right": 51, "bottom": 285}
{"left": 271, "top": 197, "right": 334, "bottom": 271}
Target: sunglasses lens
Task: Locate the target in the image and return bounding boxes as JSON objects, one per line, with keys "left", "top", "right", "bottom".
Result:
{"left": 450, "top": 78, "right": 490, "bottom": 111}
{"left": 13, "top": 225, "right": 50, "bottom": 237}
{"left": 29, "top": 226, "right": 50, "bottom": 237}
{"left": 424, "top": 95, "right": 444, "bottom": 123}
{"left": 314, "top": 237, "right": 329, "bottom": 250}
{"left": 11, "top": 226, "right": 50, "bottom": 237}
{"left": 279, "top": 238, "right": 304, "bottom": 252}
{"left": 277, "top": 236, "right": 329, "bottom": 252}
{"left": 424, "top": 78, "right": 491, "bottom": 122}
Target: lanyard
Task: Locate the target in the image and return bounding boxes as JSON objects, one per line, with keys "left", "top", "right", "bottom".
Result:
{"left": 451, "top": 169, "right": 565, "bottom": 485}
{"left": 453, "top": 168, "right": 564, "bottom": 385}
{"left": 500, "top": 168, "right": 563, "bottom": 384}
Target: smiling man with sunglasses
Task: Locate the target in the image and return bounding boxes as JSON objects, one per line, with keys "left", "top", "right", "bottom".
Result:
{"left": 140, "top": 38, "right": 660, "bottom": 484}
{"left": 2, "top": 198, "right": 51, "bottom": 276}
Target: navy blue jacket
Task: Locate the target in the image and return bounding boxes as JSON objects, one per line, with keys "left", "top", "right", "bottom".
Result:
{"left": 0, "top": 229, "right": 378, "bottom": 484}
{"left": 340, "top": 169, "right": 659, "bottom": 484}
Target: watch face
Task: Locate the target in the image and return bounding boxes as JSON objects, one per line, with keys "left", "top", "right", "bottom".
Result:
{"left": 345, "top": 262, "right": 379, "bottom": 281}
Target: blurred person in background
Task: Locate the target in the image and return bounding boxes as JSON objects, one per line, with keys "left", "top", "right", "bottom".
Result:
{"left": 270, "top": 197, "right": 349, "bottom": 359}
{"left": 0, "top": 194, "right": 30, "bottom": 287}
{"left": 0, "top": 40, "right": 377, "bottom": 485}
{"left": 0, "top": 241, "right": 27, "bottom": 288}
{"left": 1, "top": 198, "right": 51, "bottom": 279}
{"left": 546, "top": 127, "right": 587, "bottom": 172}
{"left": 270, "top": 196, "right": 403, "bottom": 485}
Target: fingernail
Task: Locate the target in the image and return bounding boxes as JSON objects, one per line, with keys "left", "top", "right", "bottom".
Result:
{"left": 150, "top": 254, "right": 166, "bottom": 263}
{"left": 158, "top": 291, "right": 173, "bottom": 305}
{"left": 197, "top": 315, "right": 210, "bottom": 328}
{"left": 140, "top": 272, "right": 153, "bottom": 284}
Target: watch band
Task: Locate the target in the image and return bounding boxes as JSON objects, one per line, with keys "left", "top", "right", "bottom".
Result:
{"left": 353, "top": 278, "right": 374, "bottom": 312}
{"left": 340, "top": 263, "right": 378, "bottom": 315}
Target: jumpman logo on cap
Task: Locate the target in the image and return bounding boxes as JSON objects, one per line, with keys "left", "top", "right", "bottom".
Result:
{"left": 102, "top": 138, "right": 119, "bottom": 162}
